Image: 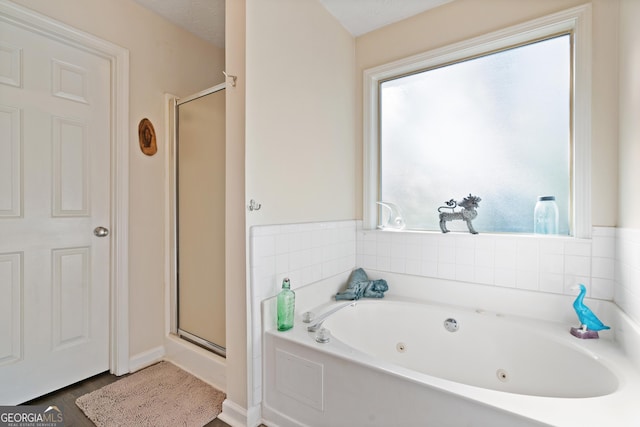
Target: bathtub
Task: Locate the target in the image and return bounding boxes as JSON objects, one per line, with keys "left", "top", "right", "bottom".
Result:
{"left": 262, "top": 273, "right": 640, "bottom": 427}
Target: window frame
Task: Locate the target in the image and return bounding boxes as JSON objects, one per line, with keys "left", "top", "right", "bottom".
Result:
{"left": 363, "top": 5, "right": 592, "bottom": 238}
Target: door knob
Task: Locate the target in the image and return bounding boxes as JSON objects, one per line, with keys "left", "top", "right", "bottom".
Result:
{"left": 93, "top": 226, "right": 110, "bottom": 237}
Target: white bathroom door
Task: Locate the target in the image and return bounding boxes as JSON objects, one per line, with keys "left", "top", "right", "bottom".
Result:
{"left": 0, "top": 15, "right": 111, "bottom": 404}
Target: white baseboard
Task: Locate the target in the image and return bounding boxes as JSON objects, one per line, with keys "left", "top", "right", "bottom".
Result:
{"left": 246, "top": 404, "right": 261, "bottom": 427}
{"left": 219, "top": 400, "right": 262, "bottom": 427}
{"left": 128, "top": 345, "right": 165, "bottom": 373}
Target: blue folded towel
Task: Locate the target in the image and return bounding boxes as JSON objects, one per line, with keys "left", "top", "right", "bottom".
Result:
{"left": 335, "top": 268, "right": 388, "bottom": 301}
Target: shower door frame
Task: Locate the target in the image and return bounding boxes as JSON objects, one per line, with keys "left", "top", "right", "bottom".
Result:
{"left": 170, "top": 83, "right": 226, "bottom": 357}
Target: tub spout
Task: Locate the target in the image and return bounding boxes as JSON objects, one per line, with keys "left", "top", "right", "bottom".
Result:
{"left": 307, "top": 301, "right": 357, "bottom": 332}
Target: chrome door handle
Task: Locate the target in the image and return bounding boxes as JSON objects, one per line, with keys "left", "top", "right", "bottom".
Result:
{"left": 93, "top": 226, "right": 110, "bottom": 237}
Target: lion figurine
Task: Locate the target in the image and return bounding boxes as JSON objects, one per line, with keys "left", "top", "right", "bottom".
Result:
{"left": 438, "top": 194, "right": 481, "bottom": 234}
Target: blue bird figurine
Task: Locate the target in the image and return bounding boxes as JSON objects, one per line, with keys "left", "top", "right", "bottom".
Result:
{"left": 570, "top": 284, "right": 610, "bottom": 339}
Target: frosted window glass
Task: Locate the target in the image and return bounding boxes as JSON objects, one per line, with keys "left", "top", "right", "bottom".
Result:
{"left": 380, "top": 34, "right": 571, "bottom": 234}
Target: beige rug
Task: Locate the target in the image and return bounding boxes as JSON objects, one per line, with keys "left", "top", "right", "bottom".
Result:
{"left": 76, "top": 361, "right": 225, "bottom": 427}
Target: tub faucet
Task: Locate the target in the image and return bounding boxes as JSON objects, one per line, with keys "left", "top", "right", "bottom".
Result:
{"left": 307, "top": 301, "right": 357, "bottom": 332}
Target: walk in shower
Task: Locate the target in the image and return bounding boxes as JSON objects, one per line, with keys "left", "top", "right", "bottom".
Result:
{"left": 173, "top": 84, "right": 226, "bottom": 356}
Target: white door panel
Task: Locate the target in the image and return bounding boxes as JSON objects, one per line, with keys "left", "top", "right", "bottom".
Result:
{"left": 0, "top": 13, "right": 111, "bottom": 404}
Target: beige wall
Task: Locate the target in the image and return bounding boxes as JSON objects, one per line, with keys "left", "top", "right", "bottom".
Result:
{"left": 242, "top": 0, "right": 357, "bottom": 414}
{"left": 245, "top": 0, "right": 357, "bottom": 228}
{"left": 11, "top": 0, "right": 225, "bottom": 357}
{"left": 225, "top": 0, "right": 248, "bottom": 411}
{"left": 355, "top": 0, "right": 620, "bottom": 227}
{"left": 618, "top": 0, "right": 640, "bottom": 229}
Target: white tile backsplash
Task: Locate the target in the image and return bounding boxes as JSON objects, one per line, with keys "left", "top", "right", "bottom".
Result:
{"left": 474, "top": 265, "right": 494, "bottom": 285}
{"left": 539, "top": 272, "right": 564, "bottom": 294}
{"left": 252, "top": 222, "right": 627, "bottom": 346}
{"left": 494, "top": 267, "right": 517, "bottom": 288}
{"left": 356, "top": 224, "right": 616, "bottom": 298}
{"left": 540, "top": 253, "right": 564, "bottom": 274}
{"left": 592, "top": 257, "right": 615, "bottom": 279}
{"left": 564, "top": 240, "right": 592, "bottom": 256}
{"left": 616, "top": 228, "right": 640, "bottom": 325}
{"left": 565, "top": 254, "right": 591, "bottom": 276}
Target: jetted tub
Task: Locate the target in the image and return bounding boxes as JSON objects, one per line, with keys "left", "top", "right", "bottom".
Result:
{"left": 322, "top": 299, "right": 617, "bottom": 399}
{"left": 263, "top": 277, "right": 640, "bottom": 427}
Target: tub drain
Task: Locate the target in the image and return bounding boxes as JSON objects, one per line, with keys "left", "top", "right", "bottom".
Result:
{"left": 496, "top": 369, "right": 509, "bottom": 382}
{"left": 443, "top": 318, "right": 459, "bottom": 332}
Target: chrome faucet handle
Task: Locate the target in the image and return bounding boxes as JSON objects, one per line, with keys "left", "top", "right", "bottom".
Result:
{"left": 307, "top": 321, "right": 322, "bottom": 332}
{"left": 315, "top": 327, "right": 331, "bottom": 343}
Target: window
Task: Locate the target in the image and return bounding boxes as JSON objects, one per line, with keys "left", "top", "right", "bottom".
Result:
{"left": 380, "top": 35, "right": 570, "bottom": 233}
{"left": 363, "top": 6, "right": 592, "bottom": 237}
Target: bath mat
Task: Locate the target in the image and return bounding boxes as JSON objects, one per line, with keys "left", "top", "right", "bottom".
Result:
{"left": 76, "top": 361, "right": 225, "bottom": 427}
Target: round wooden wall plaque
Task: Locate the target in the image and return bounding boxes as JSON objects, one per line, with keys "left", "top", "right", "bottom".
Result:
{"left": 138, "top": 118, "right": 157, "bottom": 156}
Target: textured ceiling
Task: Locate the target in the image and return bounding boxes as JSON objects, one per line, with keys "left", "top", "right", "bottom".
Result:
{"left": 318, "top": 0, "right": 454, "bottom": 37}
{"left": 133, "top": 0, "right": 454, "bottom": 47}
{"left": 132, "top": 0, "right": 225, "bottom": 48}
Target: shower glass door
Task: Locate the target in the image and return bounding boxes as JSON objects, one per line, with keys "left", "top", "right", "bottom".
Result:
{"left": 175, "top": 84, "right": 226, "bottom": 356}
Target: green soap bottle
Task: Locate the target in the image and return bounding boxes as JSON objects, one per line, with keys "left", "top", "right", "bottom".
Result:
{"left": 277, "top": 278, "right": 295, "bottom": 331}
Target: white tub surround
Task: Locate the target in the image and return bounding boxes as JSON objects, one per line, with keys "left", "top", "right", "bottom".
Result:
{"left": 262, "top": 273, "right": 640, "bottom": 427}
{"left": 250, "top": 222, "right": 637, "bottom": 425}
{"left": 249, "top": 221, "right": 357, "bottom": 409}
